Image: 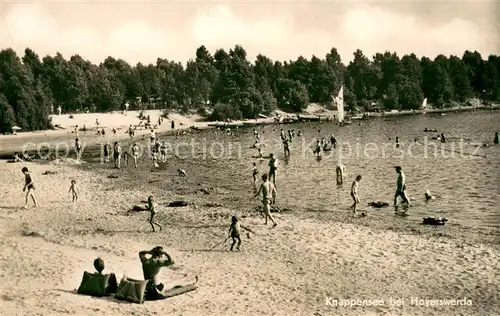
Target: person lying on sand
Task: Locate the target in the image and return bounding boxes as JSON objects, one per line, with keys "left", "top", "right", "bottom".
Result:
{"left": 69, "top": 179, "right": 79, "bottom": 202}
{"left": 22, "top": 167, "right": 38, "bottom": 209}
{"left": 11, "top": 153, "right": 24, "bottom": 163}
{"left": 254, "top": 174, "right": 277, "bottom": 228}
{"left": 350, "top": 175, "right": 362, "bottom": 214}
{"left": 147, "top": 195, "right": 162, "bottom": 232}
{"left": 139, "top": 246, "right": 174, "bottom": 298}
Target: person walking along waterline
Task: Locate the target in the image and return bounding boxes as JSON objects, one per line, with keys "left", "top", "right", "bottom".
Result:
{"left": 394, "top": 166, "right": 410, "bottom": 210}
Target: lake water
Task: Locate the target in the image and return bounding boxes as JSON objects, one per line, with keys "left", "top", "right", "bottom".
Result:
{"left": 166, "top": 111, "right": 500, "bottom": 230}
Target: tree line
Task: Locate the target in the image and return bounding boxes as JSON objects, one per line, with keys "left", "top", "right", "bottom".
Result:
{"left": 1, "top": 45, "right": 499, "bottom": 133}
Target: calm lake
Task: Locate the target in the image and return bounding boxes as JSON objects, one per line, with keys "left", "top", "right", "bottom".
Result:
{"left": 167, "top": 111, "right": 499, "bottom": 230}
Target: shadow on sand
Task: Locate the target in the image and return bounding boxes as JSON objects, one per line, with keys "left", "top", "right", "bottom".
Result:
{"left": 52, "top": 289, "right": 132, "bottom": 304}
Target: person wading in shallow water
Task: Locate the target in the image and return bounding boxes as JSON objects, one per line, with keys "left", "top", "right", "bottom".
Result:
{"left": 139, "top": 246, "right": 174, "bottom": 299}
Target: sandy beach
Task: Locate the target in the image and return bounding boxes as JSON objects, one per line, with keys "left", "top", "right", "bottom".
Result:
{"left": 1, "top": 118, "right": 499, "bottom": 316}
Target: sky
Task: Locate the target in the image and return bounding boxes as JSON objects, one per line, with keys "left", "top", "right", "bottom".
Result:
{"left": 0, "top": 0, "right": 498, "bottom": 66}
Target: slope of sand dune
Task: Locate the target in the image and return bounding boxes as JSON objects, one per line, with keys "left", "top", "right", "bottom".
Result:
{"left": 1, "top": 160, "right": 498, "bottom": 316}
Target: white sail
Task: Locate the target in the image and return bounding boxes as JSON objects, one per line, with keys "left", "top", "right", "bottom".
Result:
{"left": 336, "top": 86, "right": 344, "bottom": 122}
{"left": 421, "top": 98, "right": 427, "bottom": 110}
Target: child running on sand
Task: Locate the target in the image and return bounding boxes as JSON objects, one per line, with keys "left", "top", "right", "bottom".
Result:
{"left": 146, "top": 195, "right": 162, "bottom": 232}
{"left": 22, "top": 167, "right": 38, "bottom": 208}
{"left": 69, "top": 179, "right": 79, "bottom": 202}
{"left": 350, "top": 175, "right": 362, "bottom": 213}
{"left": 228, "top": 216, "right": 242, "bottom": 251}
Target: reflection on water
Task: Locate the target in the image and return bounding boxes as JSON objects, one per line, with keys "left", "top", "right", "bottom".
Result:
{"left": 171, "top": 111, "right": 500, "bottom": 230}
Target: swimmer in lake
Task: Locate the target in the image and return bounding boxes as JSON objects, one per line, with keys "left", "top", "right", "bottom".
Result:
{"left": 254, "top": 174, "right": 277, "bottom": 227}
{"left": 139, "top": 246, "right": 174, "bottom": 298}
{"left": 22, "top": 167, "right": 38, "bottom": 209}
{"left": 394, "top": 166, "right": 410, "bottom": 209}
{"left": 350, "top": 175, "right": 362, "bottom": 214}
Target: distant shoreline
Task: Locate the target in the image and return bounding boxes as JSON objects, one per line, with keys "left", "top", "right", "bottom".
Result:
{"left": 0, "top": 105, "right": 498, "bottom": 158}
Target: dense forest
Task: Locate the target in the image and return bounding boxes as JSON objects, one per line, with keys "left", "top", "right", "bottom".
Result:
{"left": 1, "top": 45, "right": 499, "bottom": 133}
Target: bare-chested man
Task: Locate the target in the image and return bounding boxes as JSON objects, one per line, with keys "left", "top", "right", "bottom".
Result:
{"left": 394, "top": 166, "right": 410, "bottom": 209}
{"left": 139, "top": 246, "right": 174, "bottom": 299}
{"left": 350, "top": 175, "right": 362, "bottom": 213}
{"left": 254, "top": 174, "right": 277, "bottom": 227}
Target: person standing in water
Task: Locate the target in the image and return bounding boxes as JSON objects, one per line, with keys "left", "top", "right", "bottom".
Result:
{"left": 283, "top": 137, "right": 290, "bottom": 157}
{"left": 252, "top": 162, "right": 258, "bottom": 184}
{"left": 494, "top": 132, "right": 498, "bottom": 145}
{"left": 254, "top": 174, "right": 277, "bottom": 228}
{"left": 395, "top": 137, "right": 400, "bottom": 148}
{"left": 394, "top": 166, "right": 410, "bottom": 209}
{"left": 350, "top": 175, "right": 362, "bottom": 214}
{"left": 268, "top": 154, "right": 278, "bottom": 185}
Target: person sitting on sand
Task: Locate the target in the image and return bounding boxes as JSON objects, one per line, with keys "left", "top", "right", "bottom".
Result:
{"left": 254, "top": 174, "right": 277, "bottom": 228}
{"left": 69, "top": 179, "right": 79, "bottom": 202}
{"left": 139, "top": 246, "right": 174, "bottom": 299}
{"left": 350, "top": 175, "right": 362, "bottom": 214}
{"left": 494, "top": 132, "right": 499, "bottom": 145}
{"left": 394, "top": 166, "right": 410, "bottom": 209}
{"left": 147, "top": 195, "right": 162, "bottom": 232}
{"left": 22, "top": 167, "right": 38, "bottom": 209}
{"left": 268, "top": 154, "right": 278, "bottom": 185}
